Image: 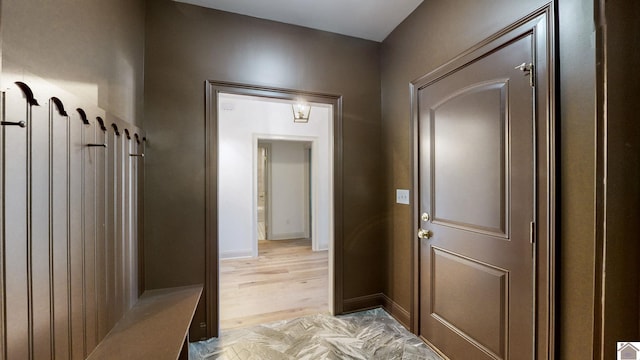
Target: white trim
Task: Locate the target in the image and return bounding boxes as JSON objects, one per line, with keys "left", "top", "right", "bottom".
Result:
{"left": 268, "top": 232, "right": 307, "bottom": 240}
{"left": 220, "top": 249, "right": 254, "bottom": 260}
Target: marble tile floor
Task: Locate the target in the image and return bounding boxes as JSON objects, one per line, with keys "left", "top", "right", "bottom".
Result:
{"left": 190, "top": 308, "right": 443, "bottom": 360}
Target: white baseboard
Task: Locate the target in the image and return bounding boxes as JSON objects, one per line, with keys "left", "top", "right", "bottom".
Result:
{"left": 219, "top": 249, "right": 253, "bottom": 259}
{"left": 268, "top": 232, "right": 307, "bottom": 240}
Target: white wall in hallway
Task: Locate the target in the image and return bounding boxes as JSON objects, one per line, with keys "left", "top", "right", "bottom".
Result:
{"left": 218, "top": 93, "right": 332, "bottom": 258}
{"left": 269, "top": 141, "right": 308, "bottom": 240}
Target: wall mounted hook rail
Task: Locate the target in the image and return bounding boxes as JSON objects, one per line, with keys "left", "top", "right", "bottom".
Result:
{"left": 129, "top": 153, "right": 144, "bottom": 158}
{"left": 1, "top": 121, "right": 26, "bottom": 128}
{"left": 87, "top": 143, "right": 107, "bottom": 148}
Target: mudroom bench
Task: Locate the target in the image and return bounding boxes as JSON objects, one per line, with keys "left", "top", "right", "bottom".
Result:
{"left": 86, "top": 285, "right": 203, "bottom": 360}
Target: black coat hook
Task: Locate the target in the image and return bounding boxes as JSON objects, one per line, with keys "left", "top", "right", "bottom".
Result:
{"left": 1, "top": 121, "right": 26, "bottom": 128}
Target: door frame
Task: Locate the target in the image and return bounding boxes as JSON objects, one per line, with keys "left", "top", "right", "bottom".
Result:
{"left": 304, "top": 143, "right": 312, "bottom": 243}
{"left": 257, "top": 141, "right": 271, "bottom": 240}
{"left": 410, "top": 4, "right": 556, "bottom": 359}
{"left": 205, "top": 81, "right": 343, "bottom": 338}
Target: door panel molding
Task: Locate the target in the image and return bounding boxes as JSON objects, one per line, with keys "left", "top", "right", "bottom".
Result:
{"left": 429, "top": 80, "right": 510, "bottom": 238}
{"left": 431, "top": 246, "right": 509, "bottom": 359}
{"left": 411, "top": 4, "right": 555, "bottom": 359}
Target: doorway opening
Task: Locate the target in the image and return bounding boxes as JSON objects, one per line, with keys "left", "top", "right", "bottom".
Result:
{"left": 205, "top": 82, "right": 343, "bottom": 337}
{"left": 256, "top": 139, "right": 312, "bottom": 245}
{"left": 218, "top": 135, "right": 325, "bottom": 330}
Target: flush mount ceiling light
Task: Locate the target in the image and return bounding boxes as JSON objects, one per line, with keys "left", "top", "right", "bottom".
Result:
{"left": 292, "top": 103, "right": 311, "bottom": 123}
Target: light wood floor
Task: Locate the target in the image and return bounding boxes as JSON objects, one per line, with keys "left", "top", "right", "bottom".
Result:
{"left": 219, "top": 238, "right": 329, "bottom": 330}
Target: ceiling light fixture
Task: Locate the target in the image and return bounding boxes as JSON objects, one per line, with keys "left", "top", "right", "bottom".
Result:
{"left": 292, "top": 103, "right": 311, "bottom": 123}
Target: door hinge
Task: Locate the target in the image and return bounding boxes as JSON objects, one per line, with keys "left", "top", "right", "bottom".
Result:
{"left": 530, "top": 221, "right": 536, "bottom": 257}
{"left": 529, "top": 221, "right": 536, "bottom": 244}
{"left": 515, "top": 62, "right": 535, "bottom": 87}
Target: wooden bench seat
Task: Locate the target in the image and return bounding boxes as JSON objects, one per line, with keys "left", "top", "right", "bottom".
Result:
{"left": 87, "top": 285, "right": 203, "bottom": 360}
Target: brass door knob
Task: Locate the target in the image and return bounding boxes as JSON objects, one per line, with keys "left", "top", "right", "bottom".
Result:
{"left": 418, "top": 229, "right": 433, "bottom": 239}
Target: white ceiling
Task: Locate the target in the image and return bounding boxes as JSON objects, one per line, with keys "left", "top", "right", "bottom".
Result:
{"left": 173, "top": 0, "right": 424, "bottom": 42}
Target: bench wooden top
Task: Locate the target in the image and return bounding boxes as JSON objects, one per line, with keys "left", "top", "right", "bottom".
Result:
{"left": 87, "top": 285, "right": 203, "bottom": 360}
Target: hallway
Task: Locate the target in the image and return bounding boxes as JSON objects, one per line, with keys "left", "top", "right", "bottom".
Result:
{"left": 2, "top": 1, "right": 637, "bottom": 358}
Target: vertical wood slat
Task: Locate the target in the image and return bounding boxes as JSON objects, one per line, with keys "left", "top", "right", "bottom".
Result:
{"left": 127, "top": 138, "right": 138, "bottom": 308}
{"left": 132, "top": 140, "right": 139, "bottom": 300}
{"left": 1, "top": 79, "right": 144, "bottom": 360}
{"left": 0, "top": 91, "right": 5, "bottom": 360}
{"left": 106, "top": 130, "right": 115, "bottom": 331}
{"left": 65, "top": 112, "right": 73, "bottom": 360}
{"left": 115, "top": 131, "right": 124, "bottom": 322}
{"left": 137, "top": 138, "right": 145, "bottom": 297}
{"left": 51, "top": 99, "right": 71, "bottom": 360}
{"left": 25, "top": 86, "right": 35, "bottom": 360}
{"left": 4, "top": 84, "right": 31, "bottom": 360}
{"left": 31, "top": 96, "right": 51, "bottom": 360}
{"left": 84, "top": 121, "right": 98, "bottom": 354}
{"left": 121, "top": 136, "right": 133, "bottom": 311}
{"left": 95, "top": 123, "right": 108, "bottom": 341}
{"left": 66, "top": 109, "right": 73, "bottom": 360}
{"left": 69, "top": 111, "right": 85, "bottom": 360}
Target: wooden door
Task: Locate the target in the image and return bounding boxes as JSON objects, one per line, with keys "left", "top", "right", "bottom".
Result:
{"left": 417, "top": 25, "right": 539, "bottom": 360}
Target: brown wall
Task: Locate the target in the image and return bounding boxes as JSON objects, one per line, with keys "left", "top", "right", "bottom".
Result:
{"left": 556, "top": 0, "right": 598, "bottom": 357}
{"left": 1, "top": 0, "right": 146, "bottom": 127}
{"left": 6, "top": 0, "right": 629, "bottom": 356}
{"left": 143, "top": 0, "right": 384, "bottom": 340}
{"left": 597, "top": 0, "right": 640, "bottom": 358}
{"left": 381, "top": 0, "right": 597, "bottom": 357}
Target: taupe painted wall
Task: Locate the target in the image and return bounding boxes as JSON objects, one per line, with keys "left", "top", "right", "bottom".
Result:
{"left": 556, "top": 0, "right": 598, "bottom": 357}
{"left": 3, "top": 0, "right": 632, "bottom": 356}
{"left": 143, "top": 0, "right": 384, "bottom": 340}
{"left": 381, "top": 0, "right": 597, "bottom": 357}
{"left": 598, "top": 0, "right": 640, "bottom": 357}
{"left": 1, "top": 0, "right": 145, "bottom": 127}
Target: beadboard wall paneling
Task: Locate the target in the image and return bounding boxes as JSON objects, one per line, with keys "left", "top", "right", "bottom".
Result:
{"left": 0, "top": 74, "right": 144, "bottom": 360}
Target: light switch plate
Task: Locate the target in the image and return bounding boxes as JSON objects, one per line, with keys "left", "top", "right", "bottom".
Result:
{"left": 396, "top": 189, "right": 410, "bottom": 205}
